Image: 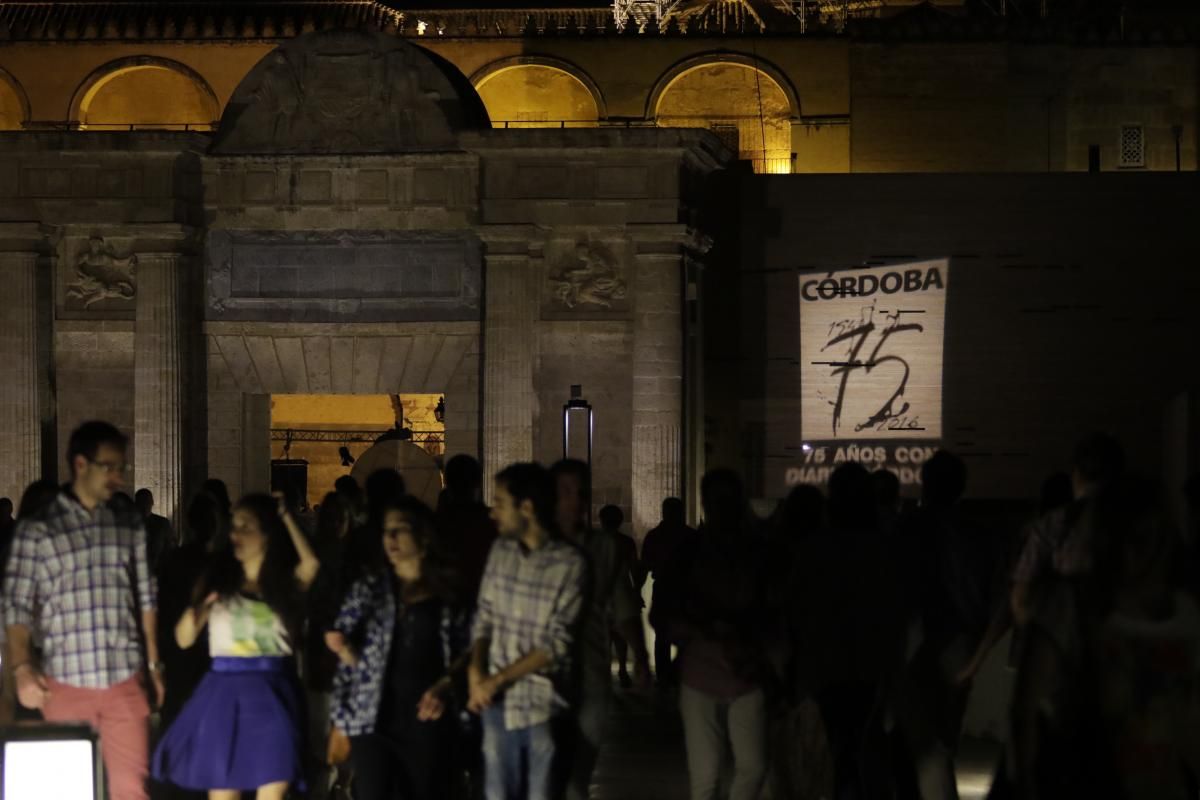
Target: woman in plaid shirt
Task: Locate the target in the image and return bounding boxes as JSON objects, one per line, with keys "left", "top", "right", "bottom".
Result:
{"left": 325, "top": 496, "right": 472, "bottom": 800}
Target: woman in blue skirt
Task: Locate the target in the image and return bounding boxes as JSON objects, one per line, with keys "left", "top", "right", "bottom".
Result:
{"left": 152, "top": 492, "right": 320, "bottom": 800}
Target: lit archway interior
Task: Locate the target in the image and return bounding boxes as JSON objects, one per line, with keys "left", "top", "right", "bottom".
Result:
{"left": 270, "top": 393, "right": 445, "bottom": 509}
{"left": 655, "top": 62, "right": 792, "bottom": 173}
{"left": 78, "top": 65, "right": 216, "bottom": 130}
{"left": 475, "top": 65, "right": 599, "bottom": 129}
{"left": 0, "top": 77, "right": 25, "bottom": 130}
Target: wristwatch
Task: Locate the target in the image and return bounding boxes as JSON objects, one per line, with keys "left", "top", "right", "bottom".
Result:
{"left": 149, "top": 661, "right": 166, "bottom": 675}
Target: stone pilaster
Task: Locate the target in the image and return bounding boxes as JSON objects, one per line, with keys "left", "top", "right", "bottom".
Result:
{"left": 0, "top": 251, "right": 43, "bottom": 500}
{"left": 135, "top": 252, "right": 188, "bottom": 528}
{"left": 630, "top": 253, "right": 684, "bottom": 538}
{"left": 482, "top": 255, "right": 536, "bottom": 500}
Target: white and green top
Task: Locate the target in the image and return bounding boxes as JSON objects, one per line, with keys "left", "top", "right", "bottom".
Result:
{"left": 208, "top": 593, "right": 292, "bottom": 657}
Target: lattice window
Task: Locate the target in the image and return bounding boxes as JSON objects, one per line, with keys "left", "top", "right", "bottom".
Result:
{"left": 1119, "top": 124, "right": 1146, "bottom": 168}
{"left": 710, "top": 123, "right": 741, "bottom": 154}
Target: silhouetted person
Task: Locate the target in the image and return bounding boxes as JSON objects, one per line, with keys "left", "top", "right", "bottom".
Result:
{"left": 1011, "top": 433, "right": 1126, "bottom": 626}
{"left": 16, "top": 480, "right": 59, "bottom": 523}
{"left": 598, "top": 504, "right": 643, "bottom": 689}
{"left": 342, "top": 469, "right": 407, "bottom": 583}
{"left": 200, "top": 478, "right": 232, "bottom": 550}
{"left": 136, "top": 488, "right": 175, "bottom": 577}
{"left": 435, "top": 454, "right": 498, "bottom": 605}
{"left": 552, "top": 460, "right": 648, "bottom": 800}
{"left": 893, "top": 451, "right": 994, "bottom": 800}
{"left": 304, "top": 491, "right": 356, "bottom": 794}
{"left": 872, "top": 469, "right": 903, "bottom": 535}
{"left": 1010, "top": 476, "right": 1200, "bottom": 800}
{"left": 644, "top": 497, "right": 696, "bottom": 687}
{"left": 665, "top": 469, "right": 770, "bottom": 800}
{"left": 792, "top": 463, "right": 909, "bottom": 800}
{"left": 0, "top": 498, "right": 13, "bottom": 552}
{"left": 764, "top": 484, "right": 829, "bottom": 800}
{"left": 334, "top": 475, "right": 364, "bottom": 525}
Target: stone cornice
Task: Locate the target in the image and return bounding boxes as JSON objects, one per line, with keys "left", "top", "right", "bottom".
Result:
{"left": 1, "top": 1, "right": 1196, "bottom": 43}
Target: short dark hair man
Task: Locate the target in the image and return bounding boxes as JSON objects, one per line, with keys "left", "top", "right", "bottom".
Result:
{"left": 4, "top": 421, "right": 162, "bottom": 800}
{"left": 468, "top": 463, "right": 587, "bottom": 800}
{"left": 551, "top": 460, "right": 649, "bottom": 800}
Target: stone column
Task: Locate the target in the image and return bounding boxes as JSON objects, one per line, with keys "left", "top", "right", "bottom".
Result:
{"left": 0, "top": 251, "right": 42, "bottom": 500}
{"left": 482, "top": 255, "right": 536, "bottom": 501}
{"left": 630, "top": 252, "right": 684, "bottom": 538}
{"left": 135, "top": 252, "right": 188, "bottom": 528}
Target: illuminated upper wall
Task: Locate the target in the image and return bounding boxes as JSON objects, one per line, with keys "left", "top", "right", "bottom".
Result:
{"left": 75, "top": 60, "right": 217, "bottom": 130}
{"left": 655, "top": 61, "right": 794, "bottom": 173}
{"left": 475, "top": 63, "right": 600, "bottom": 128}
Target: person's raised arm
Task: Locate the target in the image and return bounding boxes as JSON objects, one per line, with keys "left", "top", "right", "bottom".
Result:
{"left": 176, "top": 584, "right": 219, "bottom": 650}
{"left": 274, "top": 492, "right": 320, "bottom": 590}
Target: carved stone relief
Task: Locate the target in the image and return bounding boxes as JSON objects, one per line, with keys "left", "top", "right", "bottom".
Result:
{"left": 63, "top": 235, "right": 137, "bottom": 311}
{"left": 211, "top": 30, "right": 489, "bottom": 155}
{"left": 543, "top": 237, "right": 632, "bottom": 319}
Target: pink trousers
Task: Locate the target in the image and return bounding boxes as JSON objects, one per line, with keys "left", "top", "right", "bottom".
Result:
{"left": 43, "top": 674, "right": 150, "bottom": 800}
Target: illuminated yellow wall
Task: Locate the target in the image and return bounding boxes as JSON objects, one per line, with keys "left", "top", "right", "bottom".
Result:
{"left": 0, "top": 75, "right": 25, "bottom": 130}
{"left": 655, "top": 62, "right": 793, "bottom": 173}
{"left": 271, "top": 394, "right": 397, "bottom": 429}
{"left": 475, "top": 65, "right": 599, "bottom": 128}
{"left": 79, "top": 64, "right": 216, "bottom": 129}
{"left": 270, "top": 394, "right": 445, "bottom": 508}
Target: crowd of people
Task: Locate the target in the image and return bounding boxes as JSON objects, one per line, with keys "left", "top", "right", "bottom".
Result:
{"left": 0, "top": 420, "right": 1198, "bottom": 800}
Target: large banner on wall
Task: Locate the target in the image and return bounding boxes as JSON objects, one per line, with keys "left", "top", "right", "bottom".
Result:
{"left": 799, "top": 260, "right": 948, "bottom": 442}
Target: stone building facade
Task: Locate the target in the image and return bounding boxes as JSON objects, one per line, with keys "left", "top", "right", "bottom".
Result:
{"left": 0, "top": 30, "right": 724, "bottom": 534}
{"left": 0, "top": 1, "right": 1196, "bottom": 175}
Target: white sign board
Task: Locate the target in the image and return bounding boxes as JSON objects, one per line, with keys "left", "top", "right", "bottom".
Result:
{"left": 799, "top": 260, "right": 948, "bottom": 441}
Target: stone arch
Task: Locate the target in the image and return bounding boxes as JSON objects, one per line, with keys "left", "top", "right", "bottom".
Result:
{"left": 646, "top": 52, "right": 801, "bottom": 120}
{"left": 69, "top": 56, "right": 219, "bottom": 130}
{"left": 648, "top": 53, "right": 799, "bottom": 173}
{"left": 471, "top": 57, "right": 604, "bottom": 128}
{"left": 0, "top": 67, "right": 30, "bottom": 130}
{"left": 212, "top": 30, "right": 489, "bottom": 154}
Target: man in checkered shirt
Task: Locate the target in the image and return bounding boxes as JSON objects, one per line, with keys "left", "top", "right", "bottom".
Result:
{"left": 468, "top": 462, "right": 587, "bottom": 800}
{"left": 3, "top": 421, "right": 164, "bottom": 800}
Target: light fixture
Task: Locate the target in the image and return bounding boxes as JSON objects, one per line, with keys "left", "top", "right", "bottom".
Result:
{"left": 1, "top": 723, "right": 102, "bottom": 800}
{"left": 338, "top": 446, "right": 355, "bottom": 468}
{"left": 434, "top": 396, "right": 445, "bottom": 424}
{"left": 562, "top": 384, "right": 593, "bottom": 464}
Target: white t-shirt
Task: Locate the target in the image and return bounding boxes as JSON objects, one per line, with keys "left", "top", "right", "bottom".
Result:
{"left": 208, "top": 593, "right": 292, "bottom": 657}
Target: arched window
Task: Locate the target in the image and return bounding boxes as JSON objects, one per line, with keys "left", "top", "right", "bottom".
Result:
{"left": 653, "top": 58, "right": 795, "bottom": 173}
{"left": 0, "top": 69, "right": 30, "bottom": 131}
{"left": 474, "top": 61, "right": 601, "bottom": 129}
{"left": 72, "top": 58, "right": 218, "bottom": 131}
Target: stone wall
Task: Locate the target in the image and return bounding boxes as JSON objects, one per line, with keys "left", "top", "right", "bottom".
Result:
{"left": 55, "top": 321, "right": 135, "bottom": 476}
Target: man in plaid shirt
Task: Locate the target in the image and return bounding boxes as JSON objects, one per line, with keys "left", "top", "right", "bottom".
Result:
{"left": 468, "top": 462, "right": 587, "bottom": 800}
{"left": 3, "top": 421, "right": 163, "bottom": 800}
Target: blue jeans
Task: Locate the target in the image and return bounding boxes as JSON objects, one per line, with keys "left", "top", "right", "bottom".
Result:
{"left": 482, "top": 706, "right": 560, "bottom": 800}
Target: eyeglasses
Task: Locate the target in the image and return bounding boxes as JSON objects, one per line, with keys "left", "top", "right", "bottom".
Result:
{"left": 89, "top": 460, "right": 131, "bottom": 476}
